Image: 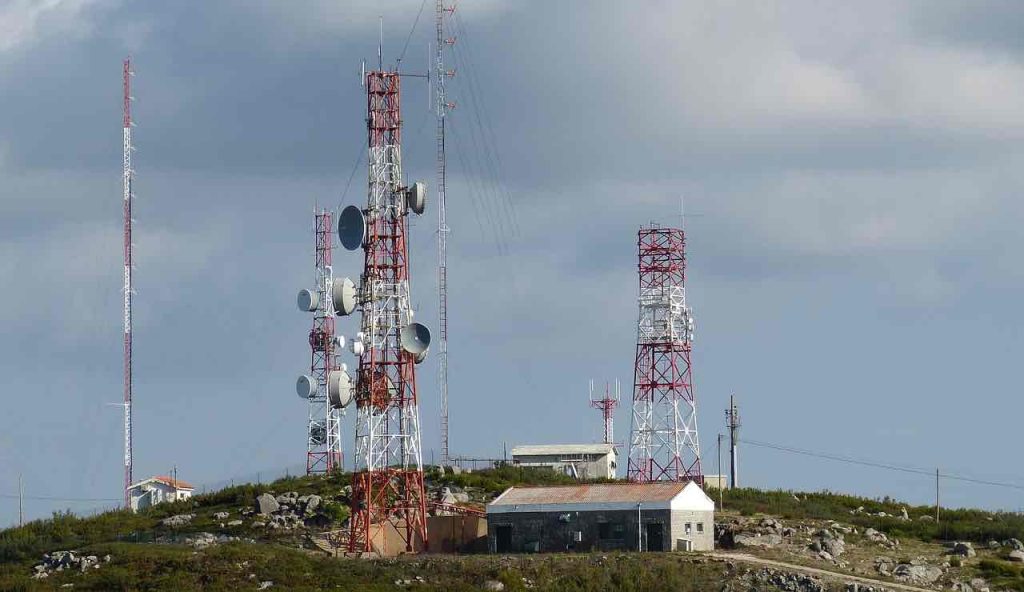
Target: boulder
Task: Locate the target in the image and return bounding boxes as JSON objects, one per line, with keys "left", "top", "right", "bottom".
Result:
{"left": 733, "top": 533, "right": 782, "bottom": 548}
{"left": 817, "top": 550, "right": 834, "bottom": 562}
{"left": 892, "top": 564, "right": 943, "bottom": 585}
{"left": 900, "top": 507, "right": 909, "bottom": 521}
{"left": 304, "top": 494, "right": 322, "bottom": 513}
{"left": 256, "top": 493, "right": 280, "bottom": 515}
{"left": 950, "top": 542, "right": 976, "bottom": 558}
{"left": 482, "top": 581, "right": 504, "bottom": 591}
{"left": 213, "top": 511, "right": 230, "bottom": 520}
{"left": 1005, "top": 538, "right": 1024, "bottom": 551}
{"left": 919, "top": 515, "right": 934, "bottom": 522}
{"left": 227, "top": 520, "right": 243, "bottom": 527}
{"left": 821, "top": 537, "right": 845, "bottom": 558}
{"left": 1008, "top": 550, "right": 1024, "bottom": 563}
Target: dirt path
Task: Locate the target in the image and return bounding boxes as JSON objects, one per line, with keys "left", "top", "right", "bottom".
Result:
{"left": 708, "top": 552, "right": 938, "bottom": 592}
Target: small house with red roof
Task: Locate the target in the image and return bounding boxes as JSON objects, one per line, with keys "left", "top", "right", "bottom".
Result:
{"left": 127, "top": 475, "right": 195, "bottom": 511}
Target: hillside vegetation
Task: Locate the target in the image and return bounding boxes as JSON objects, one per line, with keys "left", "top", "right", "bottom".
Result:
{"left": 1, "top": 467, "right": 1022, "bottom": 591}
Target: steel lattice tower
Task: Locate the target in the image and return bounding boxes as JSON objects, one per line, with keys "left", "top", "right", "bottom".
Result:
{"left": 590, "top": 380, "right": 620, "bottom": 446}
{"left": 121, "top": 57, "right": 134, "bottom": 508}
{"left": 627, "top": 224, "right": 703, "bottom": 484}
{"left": 435, "top": 0, "right": 453, "bottom": 469}
{"left": 306, "top": 210, "right": 344, "bottom": 474}
{"left": 348, "top": 71, "right": 429, "bottom": 553}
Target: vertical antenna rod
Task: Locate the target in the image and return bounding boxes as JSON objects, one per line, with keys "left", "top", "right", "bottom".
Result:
{"left": 122, "top": 57, "right": 134, "bottom": 508}
{"left": 435, "top": 0, "right": 454, "bottom": 466}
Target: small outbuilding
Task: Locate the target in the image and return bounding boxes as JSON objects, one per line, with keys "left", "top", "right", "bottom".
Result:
{"left": 486, "top": 481, "right": 714, "bottom": 553}
{"left": 510, "top": 444, "right": 617, "bottom": 479}
{"left": 128, "top": 475, "right": 194, "bottom": 512}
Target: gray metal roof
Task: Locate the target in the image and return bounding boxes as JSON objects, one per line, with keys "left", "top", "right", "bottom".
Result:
{"left": 510, "top": 443, "right": 616, "bottom": 456}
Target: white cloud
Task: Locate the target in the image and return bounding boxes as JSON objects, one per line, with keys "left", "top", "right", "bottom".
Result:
{"left": 0, "top": 0, "right": 102, "bottom": 52}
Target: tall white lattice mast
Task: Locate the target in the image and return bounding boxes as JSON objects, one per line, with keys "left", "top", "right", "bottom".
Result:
{"left": 121, "top": 57, "right": 134, "bottom": 507}
{"left": 627, "top": 224, "right": 703, "bottom": 483}
{"left": 435, "top": 0, "right": 455, "bottom": 466}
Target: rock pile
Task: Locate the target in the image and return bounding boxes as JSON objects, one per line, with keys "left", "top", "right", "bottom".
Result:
{"left": 183, "top": 532, "right": 240, "bottom": 549}
{"left": 716, "top": 517, "right": 794, "bottom": 549}
{"left": 808, "top": 528, "right": 845, "bottom": 561}
{"left": 245, "top": 491, "right": 330, "bottom": 530}
{"left": 863, "top": 528, "right": 898, "bottom": 550}
{"left": 31, "top": 551, "right": 110, "bottom": 579}
{"left": 947, "top": 541, "right": 976, "bottom": 557}
{"left": 728, "top": 567, "right": 825, "bottom": 592}
{"left": 160, "top": 513, "right": 195, "bottom": 527}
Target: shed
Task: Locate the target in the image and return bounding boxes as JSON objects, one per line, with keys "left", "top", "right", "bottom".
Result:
{"left": 486, "top": 481, "right": 714, "bottom": 553}
{"left": 510, "top": 443, "right": 617, "bottom": 479}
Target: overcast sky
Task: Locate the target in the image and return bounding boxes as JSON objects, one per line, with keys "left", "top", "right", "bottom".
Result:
{"left": 2, "top": 0, "right": 1023, "bottom": 526}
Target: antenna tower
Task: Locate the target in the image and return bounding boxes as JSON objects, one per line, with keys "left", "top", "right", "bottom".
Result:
{"left": 300, "top": 210, "right": 344, "bottom": 474}
{"left": 435, "top": 0, "right": 455, "bottom": 466}
{"left": 627, "top": 224, "right": 703, "bottom": 483}
{"left": 725, "top": 394, "right": 740, "bottom": 488}
{"left": 122, "top": 57, "right": 134, "bottom": 507}
{"left": 589, "top": 380, "right": 620, "bottom": 445}
{"left": 346, "top": 69, "right": 431, "bottom": 553}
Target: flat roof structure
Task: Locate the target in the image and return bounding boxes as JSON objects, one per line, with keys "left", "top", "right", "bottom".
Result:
{"left": 488, "top": 481, "right": 712, "bottom": 514}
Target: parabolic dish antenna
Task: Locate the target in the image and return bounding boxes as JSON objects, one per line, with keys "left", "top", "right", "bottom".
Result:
{"left": 297, "top": 289, "right": 320, "bottom": 312}
{"left": 331, "top": 277, "right": 357, "bottom": 316}
{"left": 338, "top": 205, "right": 366, "bottom": 251}
{"left": 327, "top": 369, "right": 353, "bottom": 409}
{"left": 406, "top": 181, "right": 427, "bottom": 215}
{"left": 400, "top": 322, "right": 431, "bottom": 362}
{"left": 296, "top": 374, "right": 317, "bottom": 399}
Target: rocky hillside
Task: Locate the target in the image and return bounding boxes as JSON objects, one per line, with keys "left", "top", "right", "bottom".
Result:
{"left": 2, "top": 468, "right": 1024, "bottom": 591}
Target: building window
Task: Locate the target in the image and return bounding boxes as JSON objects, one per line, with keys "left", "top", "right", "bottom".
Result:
{"left": 599, "top": 522, "right": 625, "bottom": 540}
{"left": 697, "top": 522, "right": 704, "bottom": 533}
{"left": 685, "top": 522, "right": 692, "bottom": 535}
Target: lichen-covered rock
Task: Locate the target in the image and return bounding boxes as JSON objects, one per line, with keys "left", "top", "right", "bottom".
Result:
{"left": 160, "top": 514, "right": 195, "bottom": 527}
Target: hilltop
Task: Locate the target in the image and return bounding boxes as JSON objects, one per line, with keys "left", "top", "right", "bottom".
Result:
{"left": 1, "top": 467, "right": 1023, "bottom": 591}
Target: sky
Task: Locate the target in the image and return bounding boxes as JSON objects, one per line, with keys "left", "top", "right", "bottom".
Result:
{"left": 2, "top": 0, "right": 1024, "bottom": 526}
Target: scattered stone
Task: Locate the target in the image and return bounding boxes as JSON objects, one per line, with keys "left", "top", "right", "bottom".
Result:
{"left": 258, "top": 582, "right": 273, "bottom": 590}
{"left": 899, "top": 507, "right": 909, "bottom": 521}
{"left": 252, "top": 521, "right": 266, "bottom": 528}
{"left": 1008, "top": 550, "right": 1024, "bottom": 563}
{"left": 213, "top": 511, "right": 230, "bottom": 520}
{"left": 161, "top": 514, "right": 195, "bottom": 527}
{"left": 817, "top": 550, "right": 834, "bottom": 562}
{"left": 304, "top": 494, "right": 322, "bottom": 513}
{"left": 482, "top": 580, "right": 505, "bottom": 591}
{"left": 227, "top": 520, "right": 243, "bottom": 527}
{"left": 1005, "top": 538, "right": 1024, "bottom": 551}
{"left": 919, "top": 515, "right": 934, "bottom": 522}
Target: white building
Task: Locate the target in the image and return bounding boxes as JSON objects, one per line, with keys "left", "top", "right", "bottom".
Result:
{"left": 486, "top": 481, "right": 715, "bottom": 552}
{"left": 128, "top": 475, "right": 194, "bottom": 512}
{"left": 510, "top": 444, "right": 618, "bottom": 479}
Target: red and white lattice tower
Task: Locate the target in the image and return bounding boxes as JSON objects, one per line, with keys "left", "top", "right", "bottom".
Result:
{"left": 122, "top": 57, "right": 135, "bottom": 507}
{"left": 304, "top": 210, "right": 344, "bottom": 474}
{"left": 347, "top": 70, "right": 429, "bottom": 553}
{"left": 589, "top": 380, "right": 620, "bottom": 446}
{"left": 627, "top": 224, "right": 703, "bottom": 484}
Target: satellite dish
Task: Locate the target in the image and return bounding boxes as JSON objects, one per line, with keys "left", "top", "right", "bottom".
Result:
{"left": 338, "top": 205, "right": 366, "bottom": 251}
{"left": 414, "top": 350, "right": 428, "bottom": 365}
{"left": 332, "top": 277, "right": 357, "bottom": 316}
{"left": 297, "top": 289, "right": 320, "bottom": 312}
{"left": 400, "top": 322, "right": 431, "bottom": 356}
{"left": 351, "top": 339, "right": 365, "bottom": 356}
{"left": 296, "top": 375, "right": 317, "bottom": 399}
{"left": 327, "top": 369, "right": 353, "bottom": 409}
{"left": 334, "top": 335, "right": 346, "bottom": 349}
{"left": 406, "top": 181, "right": 427, "bottom": 215}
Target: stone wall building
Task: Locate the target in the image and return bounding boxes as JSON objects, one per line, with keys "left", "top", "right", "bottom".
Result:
{"left": 486, "top": 481, "right": 714, "bottom": 553}
{"left": 509, "top": 444, "right": 617, "bottom": 479}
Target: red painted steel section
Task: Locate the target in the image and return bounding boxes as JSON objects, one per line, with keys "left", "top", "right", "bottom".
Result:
{"left": 348, "top": 71, "right": 429, "bottom": 554}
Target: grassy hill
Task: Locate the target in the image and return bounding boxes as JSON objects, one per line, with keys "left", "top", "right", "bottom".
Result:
{"left": 2, "top": 467, "right": 1023, "bottom": 591}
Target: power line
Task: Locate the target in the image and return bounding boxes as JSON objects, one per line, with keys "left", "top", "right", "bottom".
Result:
{"left": 742, "top": 437, "right": 1024, "bottom": 492}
